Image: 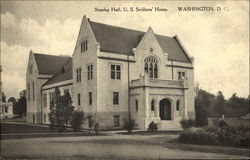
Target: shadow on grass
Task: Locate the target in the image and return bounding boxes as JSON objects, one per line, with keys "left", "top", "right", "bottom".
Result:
{"left": 117, "top": 130, "right": 182, "bottom": 135}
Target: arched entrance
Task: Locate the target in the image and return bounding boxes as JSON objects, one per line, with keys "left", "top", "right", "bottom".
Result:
{"left": 159, "top": 99, "right": 171, "bottom": 120}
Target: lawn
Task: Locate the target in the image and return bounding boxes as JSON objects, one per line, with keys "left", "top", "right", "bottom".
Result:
{"left": 0, "top": 122, "right": 105, "bottom": 139}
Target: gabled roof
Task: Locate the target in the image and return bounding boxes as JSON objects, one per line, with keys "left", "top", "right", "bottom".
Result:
{"left": 89, "top": 21, "right": 191, "bottom": 63}
{"left": 43, "top": 58, "right": 72, "bottom": 86}
{"left": 34, "top": 53, "right": 71, "bottom": 75}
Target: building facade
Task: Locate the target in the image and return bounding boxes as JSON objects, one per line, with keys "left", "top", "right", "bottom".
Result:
{"left": 26, "top": 16, "right": 195, "bottom": 130}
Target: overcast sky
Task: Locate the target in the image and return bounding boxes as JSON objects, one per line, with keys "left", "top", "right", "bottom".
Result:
{"left": 1, "top": 1, "right": 249, "bottom": 99}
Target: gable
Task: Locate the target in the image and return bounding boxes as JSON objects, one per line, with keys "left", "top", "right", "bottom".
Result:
{"left": 89, "top": 20, "right": 191, "bottom": 63}
{"left": 33, "top": 53, "right": 71, "bottom": 75}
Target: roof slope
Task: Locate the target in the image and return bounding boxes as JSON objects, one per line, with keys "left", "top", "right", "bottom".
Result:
{"left": 43, "top": 58, "right": 73, "bottom": 86}
{"left": 34, "top": 53, "right": 71, "bottom": 75}
{"left": 89, "top": 21, "right": 191, "bottom": 63}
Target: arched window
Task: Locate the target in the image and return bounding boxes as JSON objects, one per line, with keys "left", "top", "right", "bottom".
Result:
{"left": 144, "top": 56, "right": 158, "bottom": 78}
{"left": 151, "top": 100, "right": 155, "bottom": 111}
{"left": 135, "top": 99, "right": 138, "bottom": 112}
{"left": 176, "top": 100, "right": 180, "bottom": 111}
{"left": 144, "top": 63, "right": 148, "bottom": 74}
{"left": 154, "top": 64, "right": 158, "bottom": 78}
{"left": 149, "top": 63, "right": 153, "bottom": 78}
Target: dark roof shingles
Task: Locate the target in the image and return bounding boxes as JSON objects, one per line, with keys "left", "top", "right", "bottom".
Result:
{"left": 43, "top": 58, "right": 73, "bottom": 86}
{"left": 89, "top": 21, "right": 191, "bottom": 63}
{"left": 34, "top": 53, "right": 71, "bottom": 75}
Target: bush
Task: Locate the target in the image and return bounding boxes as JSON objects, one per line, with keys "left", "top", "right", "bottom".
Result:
{"left": 180, "top": 119, "right": 194, "bottom": 130}
{"left": 179, "top": 125, "right": 250, "bottom": 147}
{"left": 94, "top": 122, "right": 100, "bottom": 135}
{"left": 71, "top": 111, "right": 85, "bottom": 132}
{"left": 147, "top": 121, "right": 158, "bottom": 132}
{"left": 124, "top": 118, "right": 136, "bottom": 133}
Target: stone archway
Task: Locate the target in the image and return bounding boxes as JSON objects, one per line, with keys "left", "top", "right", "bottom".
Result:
{"left": 159, "top": 98, "right": 171, "bottom": 120}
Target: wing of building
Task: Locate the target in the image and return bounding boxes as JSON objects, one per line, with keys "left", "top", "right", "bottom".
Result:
{"left": 26, "top": 15, "right": 195, "bottom": 130}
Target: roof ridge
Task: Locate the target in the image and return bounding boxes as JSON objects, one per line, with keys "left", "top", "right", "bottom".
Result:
{"left": 89, "top": 20, "right": 145, "bottom": 34}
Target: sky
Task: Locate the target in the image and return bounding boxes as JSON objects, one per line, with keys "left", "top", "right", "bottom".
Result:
{"left": 0, "top": 1, "right": 249, "bottom": 99}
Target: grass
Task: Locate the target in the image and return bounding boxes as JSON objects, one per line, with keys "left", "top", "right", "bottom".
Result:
{"left": 117, "top": 130, "right": 182, "bottom": 135}
{"left": 0, "top": 122, "right": 106, "bottom": 139}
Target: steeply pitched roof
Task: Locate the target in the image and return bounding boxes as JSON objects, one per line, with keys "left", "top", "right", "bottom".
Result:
{"left": 43, "top": 58, "right": 72, "bottom": 86}
{"left": 89, "top": 21, "right": 191, "bottom": 63}
{"left": 34, "top": 53, "right": 71, "bottom": 75}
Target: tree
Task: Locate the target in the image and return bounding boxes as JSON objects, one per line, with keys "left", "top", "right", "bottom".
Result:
{"left": 2, "top": 92, "right": 7, "bottom": 102}
{"left": 124, "top": 118, "right": 136, "bottom": 133}
{"left": 16, "top": 97, "right": 27, "bottom": 116}
{"left": 8, "top": 97, "right": 17, "bottom": 104}
{"left": 49, "top": 87, "right": 74, "bottom": 131}
{"left": 194, "top": 85, "right": 211, "bottom": 126}
{"left": 212, "top": 91, "right": 225, "bottom": 117}
{"left": 71, "top": 110, "right": 85, "bottom": 131}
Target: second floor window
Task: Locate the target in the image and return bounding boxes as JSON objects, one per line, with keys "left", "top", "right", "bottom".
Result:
{"left": 89, "top": 92, "right": 92, "bottom": 105}
{"left": 76, "top": 68, "right": 81, "bottom": 82}
{"left": 111, "top": 65, "right": 121, "bottom": 79}
{"left": 80, "top": 40, "right": 88, "bottom": 52}
{"left": 78, "top": 93, "right": 81, "bottom": 105}
{"left": 144, "top": 56, "right": 158, "bottom": 78}
{"left": 113, "top": 92, "right": 119, "bottom": 105}
{"left": 178, "top": 71, "right": 186, "bottom": 80}
{"left": 88, "top": 65, "right": 93, "bottom": 80}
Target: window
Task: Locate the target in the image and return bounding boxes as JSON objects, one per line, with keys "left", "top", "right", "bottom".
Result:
{"left": 144, "top": 56, "right": 158, "bottom": 78}
{"left": 176, "top": 100, "right": 180, "bottom": 111}
{"left": 80, "top": 40, "right": 88, "bottom": 52}
{"left": 27, "top": 83, "right": 30, "bottom": 101}
{"left": 44, "top": 114, "right": 46, "bottom": 123}
{"left": 64, "top": 89, "right": 69, "bottom": 95}
{"left": 111, "top": 64, "right": 121, "bottom": 79}
{"left": 88, "top": 116, "right": 93, "bottom": 127}
{"left": 135, "top": 99, "right": 138, "bottom": 112}
{"left": 43, "top": 93, "right": 47, "bottom": 108}
{"left": 78, "top": 93, "right": 81, "bottom": 105}
{"left": 88, "top": 64, "right": 93, "bottom": 80}
{"left": 5, "top": 107, "right": 8, "bottom": 113}
{"left": 151, "top": 100, "right": 155, "bottom": 111}
{"left": 114, "top": 115, "right": 120, "bottom": 127}
{"left": 76, "top": 68, "right": 81, "bottom": 82}
{"left": 49, "top": 92, "right": 54, "bottom": 107}
{"left": 32, "top": 82, "right": 35, "bottom": 100}
{"left": 89, "top": 92, "right": 92, "bottom": 105}
{"left": 178, "top": 71, "right": 186, "bottom": 80}
{"left": 113, "top": 92, "right": 119, "bottom": 105}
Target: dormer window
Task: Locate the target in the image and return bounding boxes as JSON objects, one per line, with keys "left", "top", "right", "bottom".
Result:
{"left": 80, "top": 39, "right": 88, "bottom": 52}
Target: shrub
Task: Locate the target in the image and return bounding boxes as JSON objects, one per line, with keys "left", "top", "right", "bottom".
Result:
{"left": 71, "top": 110, "right": 85, "bottom": 132}
{"left": 124, "top": 118, "right": 136, "bottom": 133}
{"left": 94, "top": 122, "right": 100, "bottom": 135}
{"left": 180, "top": 119, "right": 194, "bottom": 130}
{"left": 147, "top": 121, "right": 158, "bottom": 132}
{"left": 179, "top": 125, "right": 250, "bottom": 148}
{"left": 217, "top": 120, "right": 229, "bottom": 129}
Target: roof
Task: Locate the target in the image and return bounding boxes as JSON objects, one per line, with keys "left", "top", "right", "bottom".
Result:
{"left": 43, "top": 58, "right": 73, "bottom": 86}
{"left": 89, "top": 21, "right": 191, "bottom": 63}
{"left": 34, "top": 53, "right": 71, "bottom": 75}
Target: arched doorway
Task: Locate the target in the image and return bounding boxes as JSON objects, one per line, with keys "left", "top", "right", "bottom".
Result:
{"left": 159, "top": 99, "right": 171, "bottom": 120}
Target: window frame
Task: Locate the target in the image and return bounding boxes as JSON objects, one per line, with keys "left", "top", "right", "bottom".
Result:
{"left": 114, "top": 115, "right": 120, "bottom": 127}
{"left": 76, "top": 68, "right": 82, "bottom": 82}
{"left": 87, "top": 64, "right": 93, "bottom": 80}
{"left": 89, "top": 92, "right": 92, "bottom": 105}
{"left": 176, "top": 100, "right": 180, "bottom": 111}
{"left": 111, "top": 64, "right": 121, "bottom": 80}
{"left": 77, "top": 93, "right": 81, "bottom": 106}
{"left": 135, "top": 99, "right": 138, "bottom": 112}
{"left": 151, "top": 100, "right": 155, "bottom": 111}
{"left": 113, "top": 92, "right": 119, "bottom": 105}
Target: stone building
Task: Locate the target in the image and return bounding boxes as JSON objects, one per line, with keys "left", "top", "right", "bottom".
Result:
{"left": 26, "top": 15, "right": 195, "bottom": 130}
